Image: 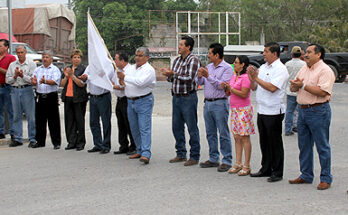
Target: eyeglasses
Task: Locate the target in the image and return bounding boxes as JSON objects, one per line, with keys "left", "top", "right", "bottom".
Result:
{"left": 135, "top": 54, "right": 144, "bottom": 57}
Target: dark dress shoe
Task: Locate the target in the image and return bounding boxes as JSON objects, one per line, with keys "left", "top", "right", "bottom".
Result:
{"left": 100, "top": 149, "right": 110, "bottom": 154}
{"left": 200, "top": 160, "right": 219, "bottom": 168}
{"left": 9, "top": 141, "right": 23, "bottom": 147}
{"left": 88, "top": 147, "right": 101, "bottom": 153}
{"left": 126, "top": 150, "right": 137, "bottom": 155}
{"left": 31, "top": 143, "right": 45, "bottom": 148}
{"left": 217, "top": 164, "right": 232, "bottom": 172}
{"left": 267, "top": 176, "right": 283, "bottom": 182}
{"left": 53, "top": 145, "right": 61, "bottom": 150}
{"left": 140, "top": 156, "right": 150, "bottom": 164}
{"left": 28, "top": 141, "right": 36, "bottom": 148}
{"left": 0, "top": 133, "right": 5, "bottom": 139}
{"left": 65, "top": 145, "right": 76, "bottom": 150}
{"left": 250, "top": 171, "right": 271, "bottom": 177}
{"left": 114, "top": 150, "right": 128, "bottom": 155}
{"left": 76, "top": 147, "right": 84, "bottom": 151}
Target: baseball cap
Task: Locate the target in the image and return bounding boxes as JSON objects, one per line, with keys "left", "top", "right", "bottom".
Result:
{"left": 291, "top": 46, "right": 302, "bottom": 54}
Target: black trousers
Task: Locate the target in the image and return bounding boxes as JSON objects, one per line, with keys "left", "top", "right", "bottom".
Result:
{"left": 257, "top": 113, "right": 285, "bottom": 177}
{"left": 116, "top": 96, "right": 135, "bottom": 152}
{"left": 36, "top": 92, "right": 61, "bottom": 146}
{"left": 64, "top": 97, "right": 87, "bottom": 149}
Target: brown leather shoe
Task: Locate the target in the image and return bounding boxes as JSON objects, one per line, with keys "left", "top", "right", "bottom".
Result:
{"left": 184, "top": 159, "right": 198, "bottom": 166}
{"left": 317, "top": 182, "right": 331, "bottom": 190}
{"left": 200, "top": 160, "right": 219, "bottom": 168}
{"left": 129, "top": 153, "right": 141, "bottom": 159}
{"left": 288, "top": 177, "right": 311, "bottom": 184}
{"left": 169, "top": 156, "right": 187, "bottom": 163}
{"left": 139, "top": 156, "right": 150, "bottom": 164}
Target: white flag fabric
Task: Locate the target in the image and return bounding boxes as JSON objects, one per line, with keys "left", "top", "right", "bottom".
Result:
{"left": 84, "top": 13, "right": 114, "bottom": 92}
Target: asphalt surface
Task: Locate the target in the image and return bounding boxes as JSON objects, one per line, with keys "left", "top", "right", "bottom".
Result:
{"left": 0, "top": 82, "right": 348, "bottom": 215}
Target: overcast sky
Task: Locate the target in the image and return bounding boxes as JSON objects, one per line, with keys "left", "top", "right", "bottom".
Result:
{"left": 25, "top": 0, "right": 69, "bottom": 6}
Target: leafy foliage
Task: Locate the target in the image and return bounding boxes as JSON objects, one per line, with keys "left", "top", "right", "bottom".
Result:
{"left": 72, "top": 0, "right": 348, "bottom": 58}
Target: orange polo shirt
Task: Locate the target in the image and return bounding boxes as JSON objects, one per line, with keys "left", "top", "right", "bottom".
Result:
{"left": 296, "top": 60, "right": 335, "bottom": 105}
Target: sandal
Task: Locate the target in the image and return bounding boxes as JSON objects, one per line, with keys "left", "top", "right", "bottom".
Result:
{"left": 228, "top": 164, "right": 242, "bottom": 174}
{"left": 238, "top": 166, "right": 251, "bottom": 176}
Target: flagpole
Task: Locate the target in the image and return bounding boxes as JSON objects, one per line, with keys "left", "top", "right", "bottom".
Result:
{"left": 87, "top": 11, "right": 119, "bottom": 73}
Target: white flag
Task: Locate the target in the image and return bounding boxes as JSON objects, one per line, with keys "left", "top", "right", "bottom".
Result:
{"left": 84, "top": 13, "right": 114, "bottom": 92}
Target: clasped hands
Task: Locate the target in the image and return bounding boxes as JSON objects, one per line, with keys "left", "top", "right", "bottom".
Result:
{"left": 64, "top": 67, "right": 73, "bottom": 78}
{"left": 197, "top": 67, "right": 209, "bottom": 78}
{"left": 14, "top": 67, "right": 24, "bottom": 79}
{"left": 246, "top": 66, "right": 258, "bottom": 82}
{"left": 289, "top": 78, "right": 304, "bottom": 92}
{"left": 30, "top": 75, "right": 46, "bottom": 85}
{"left": 160, "top": 67, "right": 174, "bottom": 77}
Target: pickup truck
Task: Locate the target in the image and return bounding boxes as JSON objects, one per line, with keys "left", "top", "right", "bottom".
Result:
{"left": 10, "top": 42, "right": 65, "bottom": 72}
{"left": 247, "top": 41, "right": 348, "bottom": 82}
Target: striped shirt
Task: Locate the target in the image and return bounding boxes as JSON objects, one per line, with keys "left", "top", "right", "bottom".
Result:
{"left": 171, "top": 53, "right": 200, "bottom": 94}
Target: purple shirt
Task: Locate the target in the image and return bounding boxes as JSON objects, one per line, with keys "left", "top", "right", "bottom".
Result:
{"left": 196, "top": 60, "right": 234, "bottom": 99}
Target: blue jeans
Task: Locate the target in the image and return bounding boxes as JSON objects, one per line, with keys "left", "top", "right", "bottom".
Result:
{"left": 89, "top": 93, "right": 112, "bottom": 150}
{"left": 127, "top": 94, "right": 154, "bottom": 159}
{"left": 172, "top": 92, "right": 200, "bottom": 161}
{"left": 285, "top": 95, "right": 297, "bottom": 134}
{"left": 297, "top": 102, "right": 332, "bottom": 184}
{"left": 0, "top": 84, "right": 13, "bottom": 135}
{"left": 203, "top": 99, "right": 232, "bottom": 165}
{"left": 11, "top": 86, "right": 36, "bottom": 142}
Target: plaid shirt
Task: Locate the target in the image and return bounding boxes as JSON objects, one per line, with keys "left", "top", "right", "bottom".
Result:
{"left": 171, "top": 53, "right": 200, "bottom": 94}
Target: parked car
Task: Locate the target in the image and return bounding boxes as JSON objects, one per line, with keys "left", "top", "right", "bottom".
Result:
{"left": 10, "top": 42, "right": 65, "bottom": 72}
{"left": 247, "top": 41, "right": 348, "bottom": 82}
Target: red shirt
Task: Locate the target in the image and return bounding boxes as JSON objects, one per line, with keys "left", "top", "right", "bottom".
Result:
{"left": 0, "top": 53, "right": 16, "bottom": 84}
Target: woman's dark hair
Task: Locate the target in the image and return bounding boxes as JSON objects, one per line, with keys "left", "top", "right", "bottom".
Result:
{"left": 236, "top": 55, "right": 249, "bottom": 75}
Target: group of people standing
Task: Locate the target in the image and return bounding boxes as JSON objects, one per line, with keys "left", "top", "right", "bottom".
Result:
{"left": 0, "top": 36, "right": 335, "bottom": 190}
{"left": 162, "top": 36, "right": 335, "bottom": 191}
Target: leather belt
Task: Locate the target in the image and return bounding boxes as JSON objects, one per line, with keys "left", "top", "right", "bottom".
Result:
{"left": 300, "top": 101, "right": 328, "bottom": 109}
{"left": 204, "top": 97, "right": 227, "bottom": 102}
{"left": 37, "top": 92, "right": 57, "bottom": 99}
{"left": 117, "top": 96, "right": 127, "bottom": 101}
{"left": 173, "top": 90, "right": 196, "bottom": 97}
{"left": 128, "top": 92, "right": 152, "bottom": 101}
{"left": 90, "top": 92, "right": 110, "bottom": 98}
{"left": 12, "top": 85, "right": 31, "bottom": 89}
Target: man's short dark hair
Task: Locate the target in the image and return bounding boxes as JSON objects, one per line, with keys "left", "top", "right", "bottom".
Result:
{"left": 181, "top": 36, "right": 194, "bottom": 51}
{"left": 116, "top": 50, "right": 128, "bottom": 62}
{"left": 309, "top": 43, "right": 325, "bottom": 59}
{"left": 264, "top": 42, "right": 280, "bottom": 57}
{"left": 0, "top": 39, "right": 9, "bottom": 47}
{"left": 209, "top": 43, "right": 224, "bottom": 59}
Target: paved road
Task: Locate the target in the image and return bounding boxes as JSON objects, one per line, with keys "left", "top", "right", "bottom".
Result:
{"left": 1, "top": 82, "right": 348, "bottom": 215}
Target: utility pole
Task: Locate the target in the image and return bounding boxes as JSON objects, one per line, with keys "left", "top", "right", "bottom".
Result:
{"left": 8, "top": 0, "right": 13, "bottom": 53}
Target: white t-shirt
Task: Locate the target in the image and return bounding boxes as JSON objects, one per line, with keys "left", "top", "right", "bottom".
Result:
{"left": 124, "top": 62, "right": 156, "bottom": 98}
{"left": 256, "top": 59, "right": 289, "bottom": 115}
